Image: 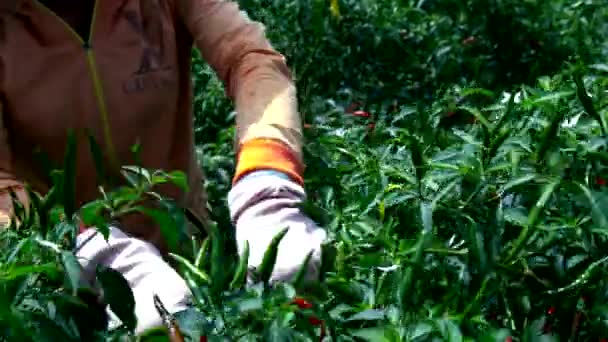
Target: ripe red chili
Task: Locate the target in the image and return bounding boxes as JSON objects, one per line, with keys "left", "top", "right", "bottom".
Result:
{"left": 292, "top": 297, "right": 326, "bottom": 341}
{"left": 292, "top": 297, "right": 313, "bottom": 309}
{"left": 547, "top": 306, "right": 556, "bottom": 315}
{"left": 308, "top": 316, "right": 323, "bottom": 325}
{"left": 352, "top": 110, "right": 371, "bottom": 118}
{"left": 345, "top": 101, "right": 362, "bottom": 113}
{"left": 462, "top": 36, "right": 476, "bottom": 45}
{"left": 200, "top": 337, "right": 207, "bottom": 342}
{"left": 505, "top": 337, "right": 512, "bottom": 342}
{"left": 596, "top": 177, "right": 606, "bottom": 186}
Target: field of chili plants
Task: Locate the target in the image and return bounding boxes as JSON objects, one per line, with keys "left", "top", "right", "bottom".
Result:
{"left": 2, "top": 0, "right": 608, "bottom": 341}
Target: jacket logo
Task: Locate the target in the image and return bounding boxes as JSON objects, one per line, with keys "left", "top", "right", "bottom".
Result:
{"left": 122, "top": 1, "right": 174, "bottom": 93}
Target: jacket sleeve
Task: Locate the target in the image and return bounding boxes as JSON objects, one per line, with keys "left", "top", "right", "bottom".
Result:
{"left": 0, "top": 102, "right": 29, "bottom": 225}
{"left": 175, "top": 0, "right": 304, "bottom": 185}
{"left": 0, "top": 55, "right": 29, "bottom": 225}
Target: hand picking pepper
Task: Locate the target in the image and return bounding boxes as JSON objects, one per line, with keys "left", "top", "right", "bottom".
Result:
{"left": 0, "top": 0, "right": 327, "bottom": 335}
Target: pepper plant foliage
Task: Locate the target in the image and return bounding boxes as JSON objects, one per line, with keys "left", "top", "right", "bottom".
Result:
{"left": 2, "top": 0, "right": 608, "bottom": 341}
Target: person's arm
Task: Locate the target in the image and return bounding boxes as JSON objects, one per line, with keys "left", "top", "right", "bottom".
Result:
{"left": 174, "top": 0, "right": 304, "bottom": 185}
{"left": 176, "top": 1, "right": 327, "bottom": 284}
{"left": 0, "top": 63, "right": 29, "bottom": 226}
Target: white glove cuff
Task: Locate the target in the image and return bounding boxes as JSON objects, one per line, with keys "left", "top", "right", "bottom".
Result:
{"left": 228, "top": 173, "right": 306, "bottom": 223}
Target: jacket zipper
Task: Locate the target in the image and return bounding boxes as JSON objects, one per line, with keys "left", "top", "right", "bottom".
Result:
{"left": 33, "top": 1, "right": 119, "bottom": 171}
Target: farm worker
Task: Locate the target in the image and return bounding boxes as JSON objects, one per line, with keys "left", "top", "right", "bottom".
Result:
{"left": 0, "top": 0, "right": 327, "bottom": 334}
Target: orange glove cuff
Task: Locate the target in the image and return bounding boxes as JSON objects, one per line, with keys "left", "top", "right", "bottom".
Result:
{"left": 233, "top": 138, "right": 304, "bottom": 186}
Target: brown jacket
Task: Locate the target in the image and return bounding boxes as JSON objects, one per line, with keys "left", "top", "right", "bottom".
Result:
{"left": 0, "top": 0, "right": 304, "bottom": 253}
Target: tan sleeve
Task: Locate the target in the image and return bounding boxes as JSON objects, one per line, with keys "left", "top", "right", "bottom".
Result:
{"left": 0, "top": 18, "right": 29, "bottom": 226}
{"left": 175, "top": 0, "right": 305, "bottom": 184}
{"left": 0, "top": 99, "right": 29, "bottom": 225}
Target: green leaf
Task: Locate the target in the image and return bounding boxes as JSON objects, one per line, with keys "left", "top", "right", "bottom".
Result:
{"left": 350, "top": 327, "right": 393, "bottom": 342}
{"left": 168, "top": 170, "right": 189, "bottom": 192}
{"left": 61, "top": 251, "right": 82, "bottom": 296}
{"left": 137, "top": 328, "right": 171, "bottom": 342}
{"left": 457, "top": 105, "right": 492, "bottom": 129}
{"left": 174, "top": 308, "right": 210, "bottom": 341}
{"left": 499, "top": 174, "right": 538, "bottom": 194}
{"left": 136, "top": 207, "right": 178, "bottom": 252}
{"left": 576, "top": 183, "right": 608, "bottom": 229}
{"left": 439, "top": 318, "right": 463, "bottom": 342}
{"left": 0, "top": 263, "right": 60, "bottom": 281}
{"left": 346, "top": 309, "right": 385, "bottom": 321}
{"left": 96, "top": 265, "right": 137, "bottom": 332}
{"left": 237, "top": 298, "right": 264, "bottom": 313}
{"left": 79, "top": 201, "right": 110, "bottom": 240}
{"left": 122, "top": 165, "right": 151, "bottom": 187}
{"left": 409, "top": 321, "right": 434, "bottom": 340}
{"left": 319, "top": 242, "right": 337, "bottom": 282}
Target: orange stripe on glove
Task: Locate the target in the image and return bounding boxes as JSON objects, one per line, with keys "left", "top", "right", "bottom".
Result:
{"left": 233, "top": 138, "right": 304, "bottom": 186}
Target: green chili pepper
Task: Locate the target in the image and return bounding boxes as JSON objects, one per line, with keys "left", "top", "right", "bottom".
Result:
{"left": 258, "top": 227, "right": 289, "bottom": 285}
{"left": 230, "top": 240, "right": 250, "bottom": 290}
{"left": 573, "top": 71, "right": 606, "bottom": 136}
{"left": 545, "top": 255, "right": 608, "bottom": 295}
{"left": 194, "top": 237, "right": 210, "bottom": 269}
{"left": 536, "top": 109, "right": 566, "bottom": 164}
{"left": 292, "top": 250, "right": 313, "bottom": 289}
{"left": 169, "top": 253, "right": 210, "bottom": 285}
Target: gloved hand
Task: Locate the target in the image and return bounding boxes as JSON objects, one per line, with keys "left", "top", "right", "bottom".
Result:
{"left": 228, "top": 171, "right": 327, "bottom": 284}
{"left": 75, "top": 226, "right": 192, "bottom": 335}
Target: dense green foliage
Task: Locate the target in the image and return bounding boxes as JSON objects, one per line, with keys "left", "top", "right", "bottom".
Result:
{"left": 2, "top": 0, "right": 608, "bottom": 341}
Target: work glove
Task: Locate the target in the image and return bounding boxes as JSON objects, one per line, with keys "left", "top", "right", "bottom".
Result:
{"left": 75, "top": 226, "right": 192, "bottom": 335}
{"left": 228, "top": 170, "right": 327, "bottom": 284}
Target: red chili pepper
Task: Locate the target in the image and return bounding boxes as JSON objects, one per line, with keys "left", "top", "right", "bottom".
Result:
{"left": 200, "top": 337, "right": 207, "bottom": 342}
{"left": 309, "top": 316, "right": 323, "bottom": 325}
{"left": 596, "top": 177, "right": 606, "bottom": 186}
{"left": 292, "top": 298, "right": 326, "bottom": 341}
{"left": 462, "top": 36, "right": 476, "bottom": 46}
{"left": 345, "top": 102, "right": 362, "bottom": 113}
{"left": 547, "top": 306, "right": 556, "bottom": 315}
{"left": 292, "top": 297, "right": 314, "bottom": 309}
{"left": 352, "top": 110, "right": 371, "bottom": 118}
{"left": 505, "top": 337, "right": 512, "bottom": 342}
{"left": 367, "top": 123, "right": 376, "bottom": 131}
{"left": 600, "top": 339, "right": 608, "bottom": 342}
